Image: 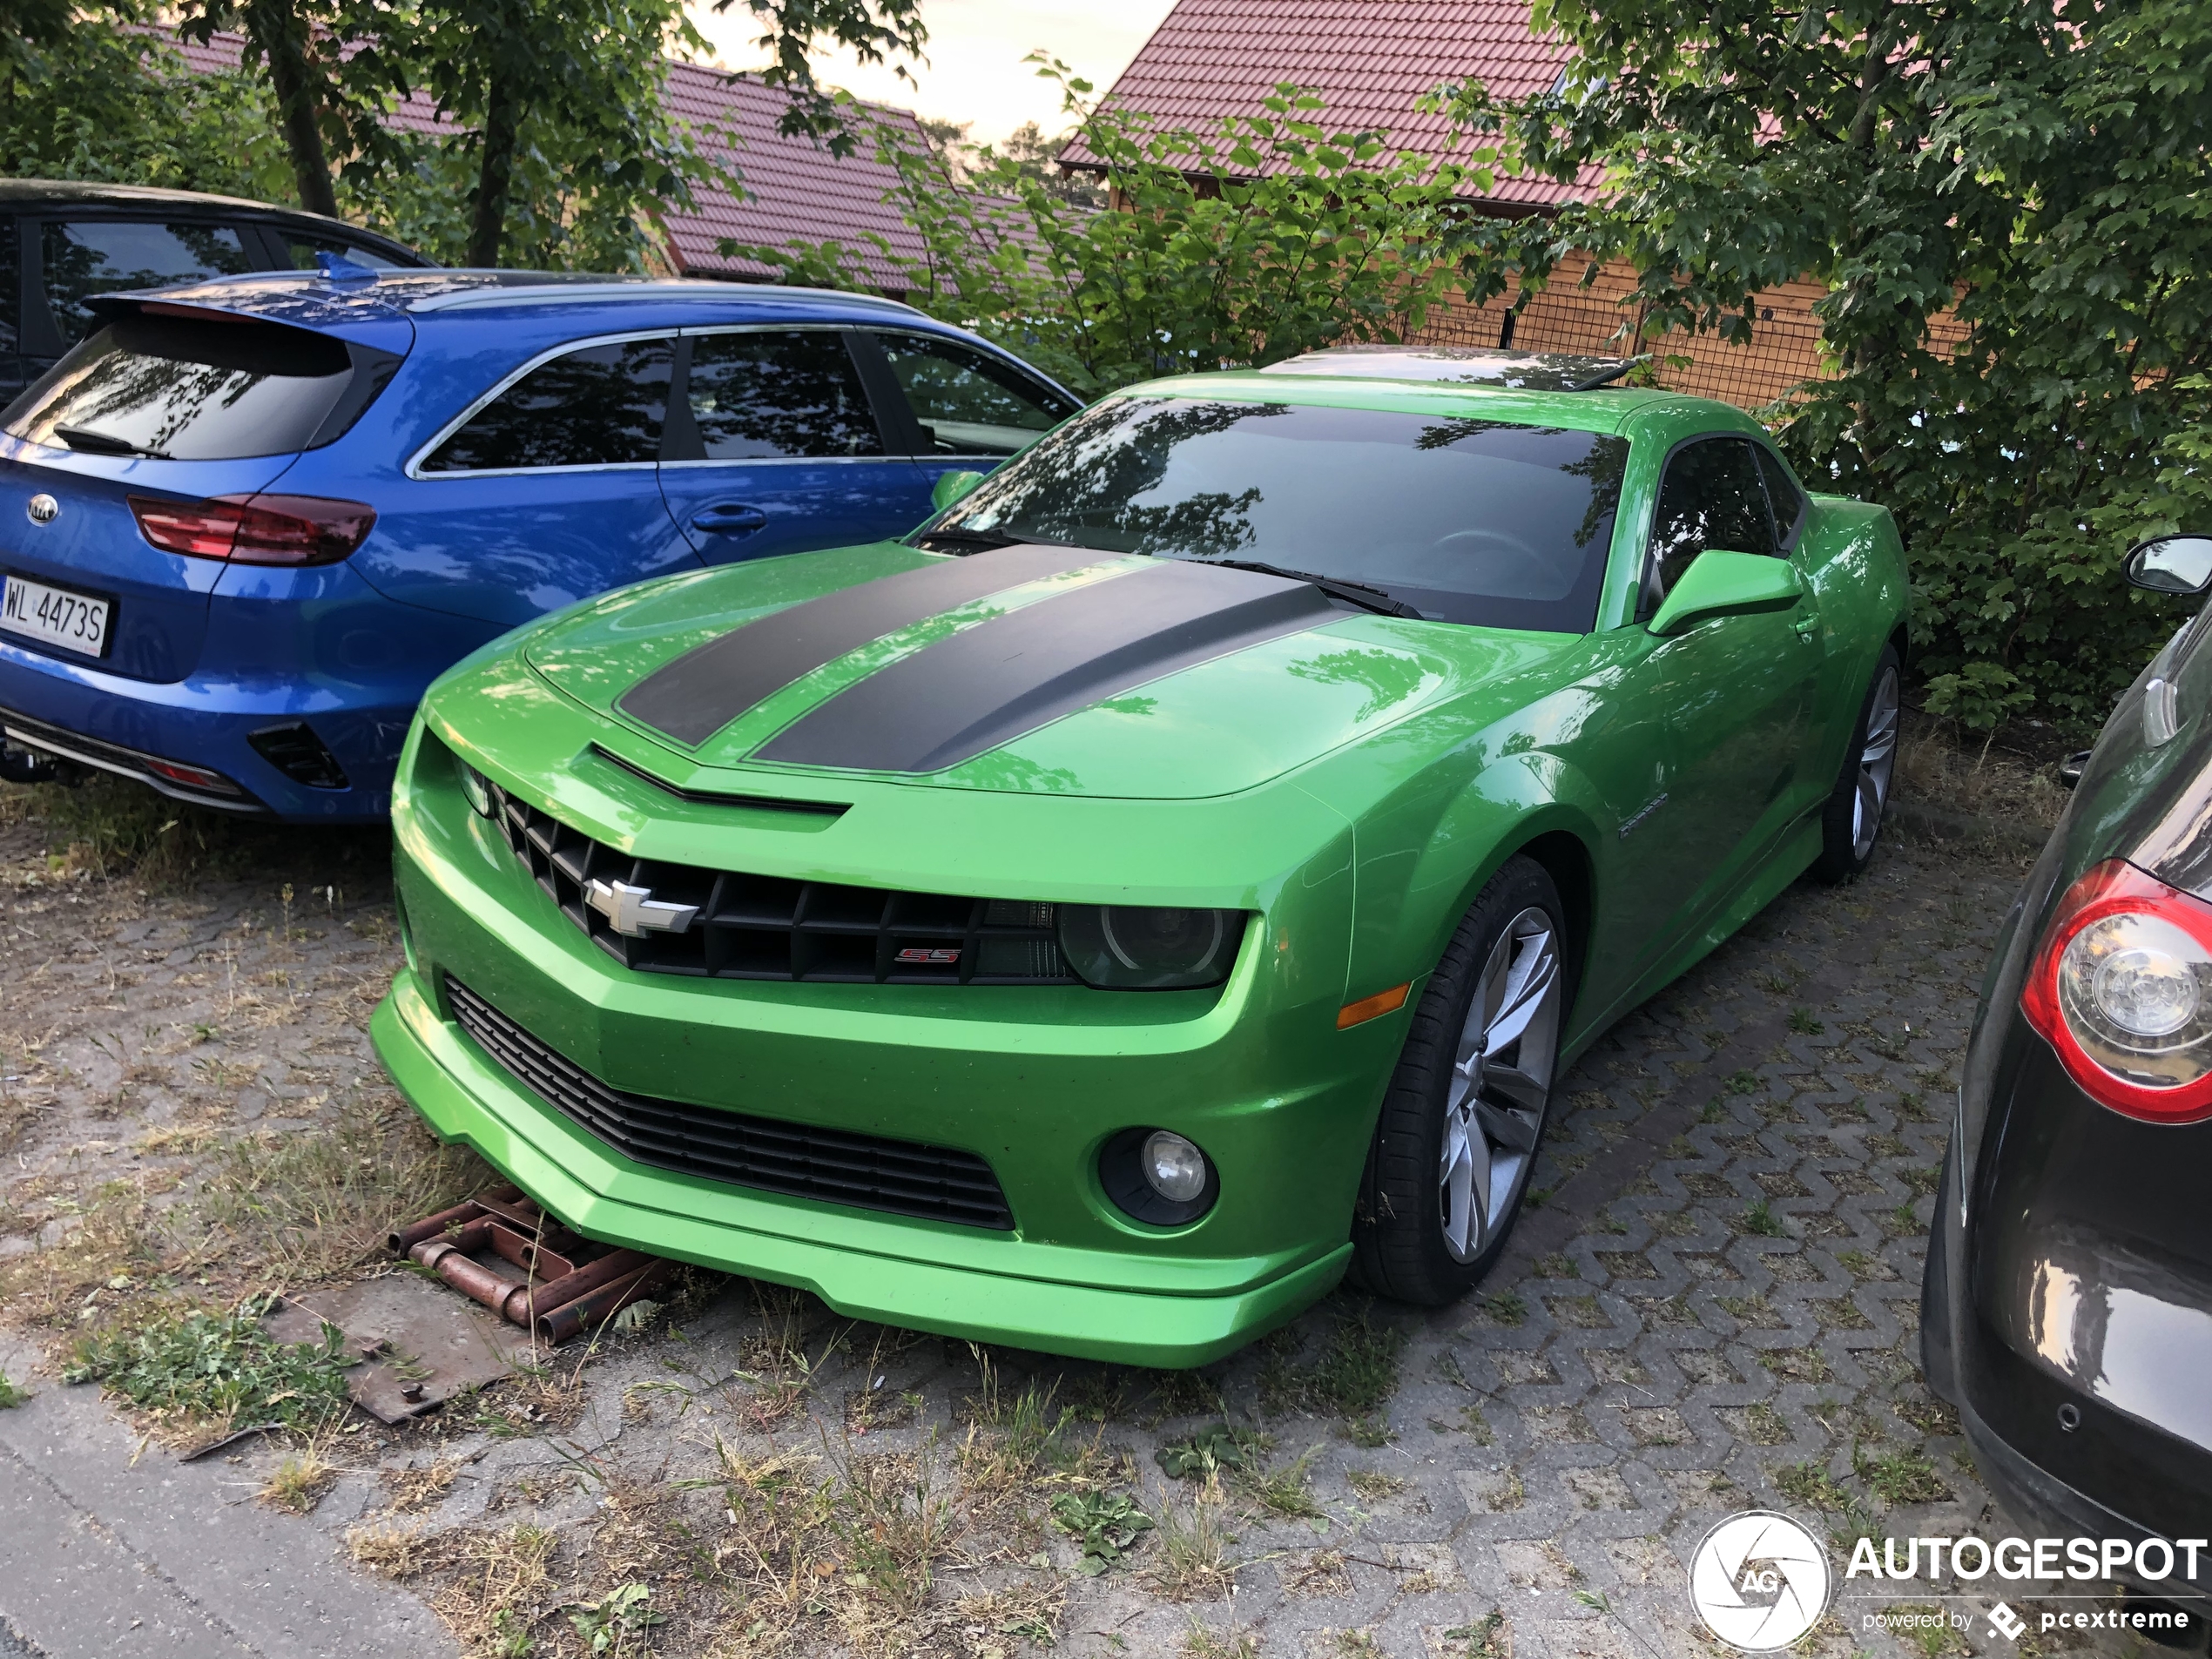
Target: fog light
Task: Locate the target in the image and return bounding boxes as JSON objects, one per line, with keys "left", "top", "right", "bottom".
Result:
{"left": 1143, "top": 1130, "right": 1208, "bottom": 1202}
{"left": 1100, "top": 1127, "right": 1217, "bottom": 1225}
{"left": 459, "top": 763, "right": 492, "bottom": 816}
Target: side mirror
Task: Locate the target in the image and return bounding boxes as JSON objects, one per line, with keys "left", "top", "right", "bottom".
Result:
{"left": 2125, "top": 536, "right": 2212, "bottom": 597}
{"left": 931, "top": 469, "right": 987, "bottom": 514}
{"left": 1648, "top": 550, "right": 1804, "bottom": 637}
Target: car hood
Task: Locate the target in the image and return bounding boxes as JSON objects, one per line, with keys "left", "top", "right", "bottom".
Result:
{"left": 523, "top": 541, "right": 1581, "bottom": 800}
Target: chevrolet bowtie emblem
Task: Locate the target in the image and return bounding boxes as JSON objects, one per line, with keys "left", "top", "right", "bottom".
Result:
{"left": 583, "top": 878, "right": 699, "bottom": 938}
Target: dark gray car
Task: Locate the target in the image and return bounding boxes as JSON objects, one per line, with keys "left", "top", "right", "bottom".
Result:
{"left": 1, "top": 179, "right": 430, "bottom": 405}
{"left": 1924, "top": 534, "right": 2212, "bottom": 1610}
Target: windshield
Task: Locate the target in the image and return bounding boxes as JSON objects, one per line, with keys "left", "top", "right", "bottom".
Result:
{"left": 929, "top": 396, "right": 1629, "bottom": 632}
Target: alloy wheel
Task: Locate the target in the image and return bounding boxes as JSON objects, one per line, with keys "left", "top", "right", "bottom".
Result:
{"left": 1851, "top": 664, "right": 1901, "bottom": 860}
{"left": 1439, "top": 907, "right": 1561, "bottom": 1263}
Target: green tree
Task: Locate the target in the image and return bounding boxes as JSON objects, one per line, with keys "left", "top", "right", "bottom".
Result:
{"left": 727, "top": 61, "right": 1500, "bottom": 396}
{"left": 1437, "top": 0, "right": 2212, "bottom": 729}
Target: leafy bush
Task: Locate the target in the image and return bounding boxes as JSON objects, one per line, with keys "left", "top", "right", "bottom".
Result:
{"left": 65, "top": 1300, "right": 354, "bottom": 1433}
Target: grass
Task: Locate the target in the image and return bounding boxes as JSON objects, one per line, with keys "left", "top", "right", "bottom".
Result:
{"left": 261, "top": 1444, "right": 339, "bottom": 1514}
{"left": 1345, "top": 1468, "right": 1407, "bottom": 1501}
{"left": 64, "top": 1300, "right": 355, "bottom": 1441}
{"left": 1258, "top": 1308, "right": 1406, "bottom": 1441}
{"left": 1236, "top": 1443, "right": 1322, "bottom": 1521}
{"left": 1444, "top": 1612, "right": 1507, "bottom": 1659}
{"left": 193, "top": 1092, "right": 488, "bottom": 1285}
{"left": 1854, "top": 1440, "right": 1952, "bottom": 1505}
{"left": 0, "top": 1371, "right": 28, "bottom": 1409}
{"left": 1788, "top": 1007, "right": 1825, "bottom": 1035}
{"left": 1149, "top": 1490, "right": 1236, "bottom": 1600}
{"left": 1742, "top": 1198, "right": 1786, "bottom": 1236}
{"left": 1183, "top": 1621, "right": 1261, "bottom": 1659}
{"left": 1774, "top": 1460, "right": 1854, "bottom": 1511}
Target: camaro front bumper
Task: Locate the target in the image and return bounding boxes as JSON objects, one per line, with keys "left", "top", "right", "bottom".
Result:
{"left": 372, "top": 969, "right": 1351, "bottom": 1365}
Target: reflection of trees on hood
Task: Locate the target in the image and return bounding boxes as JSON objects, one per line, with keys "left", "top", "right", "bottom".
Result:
{"left": 1412, "top": 418, "right": 1626, "bottom": 552}
{"left": 948, "top": 398, "right": 1290, "bottom": 558}
{"left": 1285, "top": 646, "right": 1438, "bottom": 721}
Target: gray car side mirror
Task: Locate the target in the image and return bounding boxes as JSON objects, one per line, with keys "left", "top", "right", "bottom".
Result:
{"left": 2125, "top": 536, "right": 2212, "bottom": 597}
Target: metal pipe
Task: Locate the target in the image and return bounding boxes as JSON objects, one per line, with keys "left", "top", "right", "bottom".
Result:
{"left": 495, "top": 1248, "right": 653, "bottom": 1326}
{"left": 535, "top": 1259, "right": 672, "bottom": 1345}
{"left": 389, "top": 1187, "right": 522, "bottom": 1254}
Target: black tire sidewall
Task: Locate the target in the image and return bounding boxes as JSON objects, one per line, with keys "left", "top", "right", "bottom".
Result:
{"left": 1814, "top": 644, "right": 1901, "bottom": 883}
{"left": 1352, "top": 856, "right": 1566, "bottom": 1305}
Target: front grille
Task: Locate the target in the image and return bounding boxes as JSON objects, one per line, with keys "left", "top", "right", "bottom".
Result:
{"left": 485, "top": 781, "right": 1076, "bottom": 986}
{"left": 446, "top": 978, "right": 1015, "bottom": 1230}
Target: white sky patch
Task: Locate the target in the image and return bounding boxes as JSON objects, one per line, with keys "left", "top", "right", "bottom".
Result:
{"left": 683, "top": 0, "right": 1177, "bottom": 147}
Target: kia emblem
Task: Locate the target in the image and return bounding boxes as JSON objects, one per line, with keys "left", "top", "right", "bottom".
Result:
{"left": 26, "top": 494, "right": 58, "bottom": 525}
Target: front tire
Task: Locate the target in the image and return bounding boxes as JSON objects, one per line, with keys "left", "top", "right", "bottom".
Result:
{"left": 1350, "top": 856, "right": 1568, "bottom": 1305}
{"left": 1812, "top": 643, "right": 1901, "bottom": 883}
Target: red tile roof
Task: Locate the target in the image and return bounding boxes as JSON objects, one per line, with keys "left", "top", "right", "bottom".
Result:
{"left": 1059, "top": 0, "right": 1598, "bottom": 209}
{"left": 658, "top": 63, "right": 934, "bottom": 285}
{"left": 165, "top": 32, "right": 934, "bottom": 284}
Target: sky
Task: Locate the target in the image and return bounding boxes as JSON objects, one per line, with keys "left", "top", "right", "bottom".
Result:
{"left": 683, "top": 0, "right": 1180, "bottom": 148}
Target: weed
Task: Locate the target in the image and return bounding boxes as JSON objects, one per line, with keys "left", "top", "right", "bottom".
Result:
{"left": 1050, "top": 1489, "right": 1153, "bottom": 1575}
{"left": 1345, "top": 1468, "right": 1407, "bottom": 1501}
{"left": 1459, "top": 1403, "right": 1494, "bottom": 1444}
{"left": 1727, "top": 1069, "right": 1761, "bottom": 1095}
{"left": 0, "top": 1371, "right": 27, "bottom": 1409}
{"left": 490, "top": 1608, "right": 534, "bottom": 1658}
{"left": 1788, "top": 1008, "right": 1826, "bottom": 1035}
{"left": 1157, "top": 1422, "right": 1256, "bottom": 1481}
{"left": 824, "top": 1436, "right": 953, "bottom": 1617}
{"left": 383, "top": 1456, "right": 469, "bottom": 1513}
{"left": 1837, "top": 1250, "right": 1877, "bottom": 1276}
{"left": 1700, "top": 1099, "right": 1730, "bottom": 1123}
{"left": 1444, "top": 1611, "right": 1507, "bottom": 1659}
{"left": 345, "top": 1522, "right": 421, "bottom": 1578}
{"left": 569, "top": 1583, "right": 664, "bottom": 1655}
{"left": 1775, "top": 1461, "right": 1853, "bottom": 1510}
{"left": 261, "top": 1445, "right": 338, "bottom": 1514}
{"left": 1475, "top": 1291, "right": 1527, "bottom": 1326}
{"left": 957, "top": 1366, "right": 1103, "bottom": 1508}
{"left": 1742, "top": 1198, "right": 1786, "bottom": 1236}
{"left": 64, "top": 1300, "right": 354, "bottom": 1440}
{"left": 1183, "top": 1620, "right": 1261, "bottom": 1659}
{"left": 1853, "top": 1441, "right": 1952, "bottom": 1506}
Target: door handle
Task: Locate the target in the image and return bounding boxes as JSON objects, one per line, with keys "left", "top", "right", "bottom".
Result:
{"left": 691, "top": 504, "right": 767, "bottom": 535}
{"left": 1792, "top": 614, "right": 1819, "bottom": 642}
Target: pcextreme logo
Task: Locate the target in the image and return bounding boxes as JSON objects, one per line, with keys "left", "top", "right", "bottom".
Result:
{"left": 1688, "top": 1511, "right": 1834, "bottom": 1651}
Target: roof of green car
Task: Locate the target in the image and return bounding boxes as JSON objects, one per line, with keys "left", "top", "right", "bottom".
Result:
{"left": 1103, "top": 368, "right": 1725, "bottom": 435}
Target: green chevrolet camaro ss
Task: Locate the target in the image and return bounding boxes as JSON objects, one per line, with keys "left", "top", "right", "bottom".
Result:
{"left": 371, "top": 345, "right": 1907, "bottom": 1366}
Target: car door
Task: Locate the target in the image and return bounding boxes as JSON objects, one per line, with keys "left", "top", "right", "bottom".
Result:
{"left": 658, "top": 326, "right": 921, "bottom": 564}
{"left": 1626, "top": 433, "right": 1824, "bottom": 948}
{"left": 853, "top": 327, "right": 1082, "bottom": 508}
{"left": 354, "top": 333, "right": 702, "bottom": 628}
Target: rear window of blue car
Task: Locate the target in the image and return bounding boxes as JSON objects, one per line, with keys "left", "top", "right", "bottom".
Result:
{"left": 3, "top": 313, "right": 398, "bottom": 461}
{"left": 930, "top": 397, "right": 1630, "bottom": 633}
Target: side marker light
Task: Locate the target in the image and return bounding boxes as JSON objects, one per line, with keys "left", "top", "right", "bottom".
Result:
{"left": 1338, "top": 981, "right": 1413, "bottom": 1029}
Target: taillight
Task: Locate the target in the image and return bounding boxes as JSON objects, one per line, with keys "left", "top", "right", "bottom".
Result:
{"left": 2020, "top": 859, "right": 2212, "bottom": 1123}
{"left": 128, "top": 493, "right": 376, "bottom": 566}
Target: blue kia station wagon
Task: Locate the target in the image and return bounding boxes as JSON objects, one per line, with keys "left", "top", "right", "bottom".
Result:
{"left": 0, "top": 270, "right": 1081, "bottom": 819}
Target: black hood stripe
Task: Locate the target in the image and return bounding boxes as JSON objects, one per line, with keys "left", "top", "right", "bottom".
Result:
{"left": 618, "top": 543, "right": 1111, "bottom": 746}
{"left": 754, "top": 560, "right": 1338, "bottom": 774}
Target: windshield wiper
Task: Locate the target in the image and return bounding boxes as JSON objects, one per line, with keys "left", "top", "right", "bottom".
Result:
{"left": 1190, "top": 558, "right": 1425, "bottom": 618}
{"left": 54, "top": 424, "right": 164, "bottom": 458}
{"left": 914, "top": 526, "right": 1028, "bottom": 553}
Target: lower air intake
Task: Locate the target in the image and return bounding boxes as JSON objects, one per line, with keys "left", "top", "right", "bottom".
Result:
{"left": 249, "top": 721, "right": 349, "bottom": 789}
{"left": 445, "top": 977, "right": 1015, "bottom": 1231}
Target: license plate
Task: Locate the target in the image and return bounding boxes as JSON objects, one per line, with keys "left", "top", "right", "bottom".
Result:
{"left": 0, "top": 574, "right": 113, "bottom": 657}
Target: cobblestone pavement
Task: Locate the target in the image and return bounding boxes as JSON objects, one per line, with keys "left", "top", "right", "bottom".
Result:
{"left": 0, "top": 799, "right": 2171, "bottom": 1659}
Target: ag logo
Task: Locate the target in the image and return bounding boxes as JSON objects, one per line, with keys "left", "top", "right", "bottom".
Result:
{"left": 1687, "top": 1510, "right": 1832, "bottom": 1651}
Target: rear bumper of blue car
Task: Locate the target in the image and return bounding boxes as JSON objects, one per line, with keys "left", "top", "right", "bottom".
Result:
{"left": 0, "top": 637, "right": 414, "bottom": 819}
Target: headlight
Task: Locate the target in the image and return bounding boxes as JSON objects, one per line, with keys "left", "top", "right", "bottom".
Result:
{"left": 1058, "top": 905, "right": 1238, "bottom": 989}
{"left": 458, "top": 761, "right": 492, "bottom": 817}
